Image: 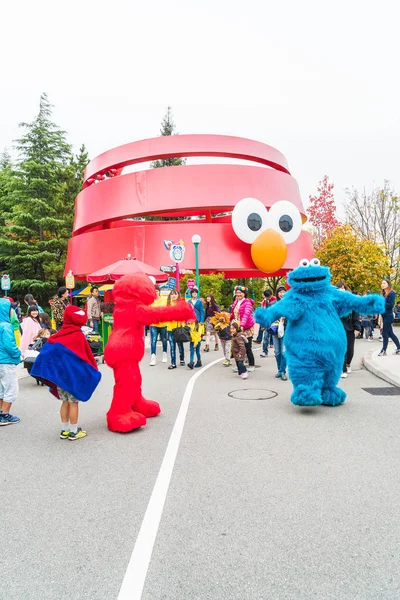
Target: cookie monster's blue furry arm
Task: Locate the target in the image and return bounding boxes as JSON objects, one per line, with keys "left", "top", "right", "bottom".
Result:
{"left": 255, "top": 297, "right": 304, "bottom": 328}
{"left": 332, "top": 289, "right": 385, "bottom": 318}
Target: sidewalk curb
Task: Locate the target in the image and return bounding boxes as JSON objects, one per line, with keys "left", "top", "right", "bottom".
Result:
{"left": 363, "top": 349, "right": 400, "bottom": 387}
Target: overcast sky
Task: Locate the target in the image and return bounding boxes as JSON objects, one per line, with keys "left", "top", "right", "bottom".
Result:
{"left": 1, "top": 0, "right": 399, "bottom": 215}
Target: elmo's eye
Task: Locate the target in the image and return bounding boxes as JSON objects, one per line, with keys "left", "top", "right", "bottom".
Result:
{"left": 310, "top": 258, "right": 320, "bottom": 267}
{"left": 268, "top": 201, "right": 302, "bottom": 244}
{"left": 232, "top": 198, "right": 268, "bottom": 243}
{"left": 299, "top": 258, "right": 310, "bottom": 268}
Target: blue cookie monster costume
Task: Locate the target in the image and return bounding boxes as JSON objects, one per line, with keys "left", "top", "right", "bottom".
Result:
{"left": 255, "top": 259, "right": 385, "bottom": 407}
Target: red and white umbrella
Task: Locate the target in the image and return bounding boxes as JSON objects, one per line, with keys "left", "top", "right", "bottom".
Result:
{"left": 87, "top": 255, "right": 168, "bottom": 284}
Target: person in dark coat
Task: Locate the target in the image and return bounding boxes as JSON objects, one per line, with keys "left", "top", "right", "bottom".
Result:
{"left": 337, "top": 283, "right": 361, "bottom": 378}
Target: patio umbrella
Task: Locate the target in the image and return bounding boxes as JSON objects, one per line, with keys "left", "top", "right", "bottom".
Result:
{"left": 72, "top": 284, "right": 114, "bottom": 297}
{"left": 87, "top": 255, "right": 168, "bottom": 284}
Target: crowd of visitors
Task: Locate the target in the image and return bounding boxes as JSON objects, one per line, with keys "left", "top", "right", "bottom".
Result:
{"left": 1, "top": 276, "right": 399, "bottom": 432}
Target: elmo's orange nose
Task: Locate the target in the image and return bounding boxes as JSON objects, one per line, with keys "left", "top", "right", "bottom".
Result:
{"left": 251, "top": 229, "right": 287, "bottom": 273}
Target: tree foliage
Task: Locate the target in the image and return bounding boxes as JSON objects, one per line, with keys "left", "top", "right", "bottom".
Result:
{"left": 150, "top": 106, "right": 186, "bottom": 168}
{"left": 0, "top": 94, "right": 88, "bottom": 304}
{"left": 316, "top": 226, "right": 390, "bottom": 293}
{"left": 178, "top": 273, "right": 277, "bottom": 309}
{"left": 308, "top": 175, "right": 340, "bottom": 248}
{"left": 344, "top": 182, "right": 400, "bottom": 286}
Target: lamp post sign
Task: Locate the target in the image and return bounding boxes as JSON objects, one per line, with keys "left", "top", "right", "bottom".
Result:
{"left": 163, "top": 240, "right": 185, "bottom": 293}
{"left": 1, "top": 274, "right": 11, "bottom": 292}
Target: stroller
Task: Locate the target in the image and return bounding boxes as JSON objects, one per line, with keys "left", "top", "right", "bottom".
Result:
{"left": 24, "top": 337, "right": 47, "bottom": 385}
{"left": 85, "top": 331, "right": 103, "bottom": 358}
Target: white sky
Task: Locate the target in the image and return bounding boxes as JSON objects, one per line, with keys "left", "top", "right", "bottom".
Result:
{"left": 1, "top": 0, "right": 399, "bottom": 216}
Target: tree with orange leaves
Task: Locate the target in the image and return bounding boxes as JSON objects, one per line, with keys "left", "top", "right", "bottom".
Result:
{"left": 316, "top": 226, "right": 390, "bottom": 293}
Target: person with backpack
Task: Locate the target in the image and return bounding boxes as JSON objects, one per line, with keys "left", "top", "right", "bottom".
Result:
{"left": 166, "top": 289, "right": 186, "bottom": 370}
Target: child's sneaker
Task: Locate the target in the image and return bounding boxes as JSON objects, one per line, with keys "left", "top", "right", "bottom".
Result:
{"left": 69, "top": 428, "right": 87, "bottom": 441}
{"left": 222, "top": 359, "right": 231, "bottom": 366}
{"left": 0, "top": 413, "right": 20, "bottom": 426}
{"left": 232, "top": 366, "right": 238, "bottom": 373}
{"left": 187, "top": 362, "right": 194, "bottom": 370}
{"left": 60, "top": 430, "right": 70, "bottom": 439}
{"left": 194, "top": 361, "right": 202, "bottom": 368}
{"left": 247, "top": 366, "right": 255, "bottom": 372}
{"left": 240, "top": 372, "right": 248, "bottom": 379}
{"left": 180, "top": 360, "right": 185, "bottom": 366}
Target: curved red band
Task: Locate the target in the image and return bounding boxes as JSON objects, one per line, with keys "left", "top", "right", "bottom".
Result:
{"left": 74, "top": 164, "right": 304, "bottom": 236}
{"left": 83, "top": 134, "right": 290, "bottom": 185}
{"left": 66, "top": 222, "right": 314, "bottom": 279}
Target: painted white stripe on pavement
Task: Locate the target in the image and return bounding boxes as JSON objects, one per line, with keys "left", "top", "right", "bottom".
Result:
{"left": 117, "top": 357, "right": 223, "bottom": 600}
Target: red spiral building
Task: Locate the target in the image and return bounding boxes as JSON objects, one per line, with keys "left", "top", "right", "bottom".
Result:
{"left": 65, "top": 134, "right": 314, "bottom": 278}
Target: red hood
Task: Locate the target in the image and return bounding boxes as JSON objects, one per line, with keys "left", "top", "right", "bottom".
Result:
{"left": 63, "top": 305, "right": 87, "bottom": 328}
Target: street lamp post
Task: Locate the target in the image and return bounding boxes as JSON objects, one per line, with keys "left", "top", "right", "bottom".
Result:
{"left": 192, "top": 234, "right": 201, "bottom": 296}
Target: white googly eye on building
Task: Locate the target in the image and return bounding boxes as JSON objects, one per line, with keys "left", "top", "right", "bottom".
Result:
{"left": 267, "top": 201, "right": 303, "bottom": 244}
{"left": 148, "top": 276, "right": 156, "bottom": 284}
{"left": 299, "top": 258, "right": 310, "bottom": 268}
{"left": 310, "top": 258, "right": 320, "bottom": 267}
{"left": 232, "top": 198, "right": 268, "bottom": 244}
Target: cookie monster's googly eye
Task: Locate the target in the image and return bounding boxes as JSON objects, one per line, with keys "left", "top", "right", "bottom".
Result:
{"left": 310, "top": 258, "right": 320, "bottom": 267}
{"left": 299, "top": 258, "right": 310, "bottom": 268}
{"left": 232, "top": 198, "right": 268, "bottom": 244}
{"left": 268, "top": 201, "right": 302, "bottom": 244}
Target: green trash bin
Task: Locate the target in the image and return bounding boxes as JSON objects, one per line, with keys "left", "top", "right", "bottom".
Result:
{"left": 101, "top": 314, "right": 114, "bottom": 352}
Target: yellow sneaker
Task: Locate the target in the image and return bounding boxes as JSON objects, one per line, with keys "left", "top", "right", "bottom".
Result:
{"left": 60, "top": 430, "right": 70, "bottom": 440}
{"left": 69, "top": 428, "right": 87, "bottom": 441}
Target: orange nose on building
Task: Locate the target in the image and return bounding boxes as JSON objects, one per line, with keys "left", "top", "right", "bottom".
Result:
{"left": 251, "top": 229, "right": 288, "bottom": 274}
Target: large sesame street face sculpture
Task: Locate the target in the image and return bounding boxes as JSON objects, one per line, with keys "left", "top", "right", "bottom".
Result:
{"left": 65, "top": 135, "right": 314, "bottom": 278}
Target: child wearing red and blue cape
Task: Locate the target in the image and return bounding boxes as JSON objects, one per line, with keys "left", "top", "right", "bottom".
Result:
{"left": 31, "top": 305, "right": 101, "bottom": 440}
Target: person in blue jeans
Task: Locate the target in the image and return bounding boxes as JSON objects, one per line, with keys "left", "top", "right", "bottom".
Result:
{"left": 166, "top": 289, "right": 185, "bottom": 370}
{"left": 188, "top": 289, "right": 205, "bottom": 323}
{"left": 270, "top": 286, "right": 288, "bottom": 380}
{"left": 149, "top": 286, "right": 168, "bottom": 366}
{"left": 378, "top": 278, "right": 400, "bottom": 357}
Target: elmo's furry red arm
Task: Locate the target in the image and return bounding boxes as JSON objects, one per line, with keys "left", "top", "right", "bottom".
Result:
{"left": 137, "top": 301, "right": 195, "bottom": 326}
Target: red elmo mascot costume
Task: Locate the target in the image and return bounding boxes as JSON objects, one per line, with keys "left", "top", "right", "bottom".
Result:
{"left": 104, "top": 274, "right": 195, "bottom": 432}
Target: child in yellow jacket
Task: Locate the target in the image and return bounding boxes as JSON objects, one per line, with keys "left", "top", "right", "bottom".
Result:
{"left": 187, "top": 321, "right": 204, "bottom": 369}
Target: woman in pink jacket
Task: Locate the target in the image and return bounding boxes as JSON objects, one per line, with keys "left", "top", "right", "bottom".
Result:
{"left": 230, "top": 285, "right": 255, "bottom": 371}
{"left": 20, "top": 305, "right": 41, "bottom": 358}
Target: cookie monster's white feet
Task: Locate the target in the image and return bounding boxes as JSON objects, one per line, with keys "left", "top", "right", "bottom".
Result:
{"left": 290, "top": 384, "right": 323, "bottom": 406}
{"left": 321, "top": 386, "right": 346, "bottom": 406}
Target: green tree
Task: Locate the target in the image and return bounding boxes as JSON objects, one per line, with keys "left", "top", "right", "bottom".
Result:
{"left": 0, "top": 93, "right": 85, "bottom": 303}
{"left": 0, "top": 149, "right": 13, "bottom": 226}
{"left": 150, "top": 106, "right": 186, "bottom": 168}
{"left": 317, "top": 226, "right": 390, "bottom": 293}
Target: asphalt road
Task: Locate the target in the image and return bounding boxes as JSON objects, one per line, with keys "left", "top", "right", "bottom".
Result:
{"left": 2, "top": 339, "right": 400, "bottom": 600}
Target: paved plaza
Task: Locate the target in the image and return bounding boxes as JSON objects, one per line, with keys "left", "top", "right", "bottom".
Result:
{"left": 2, "top": 339, "right": 400, "bottom": 600}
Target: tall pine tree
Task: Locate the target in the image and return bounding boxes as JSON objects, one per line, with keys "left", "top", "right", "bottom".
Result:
{"left": 150, "top": 106, "right": 186, "bottom": 168}
{"left": 0, "top": 94, "right": 87, "bottom": 302}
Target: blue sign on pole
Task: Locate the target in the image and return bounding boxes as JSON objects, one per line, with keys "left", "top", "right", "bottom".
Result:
{"left": 167, "top": 277, "right": 176, "bottom": 289}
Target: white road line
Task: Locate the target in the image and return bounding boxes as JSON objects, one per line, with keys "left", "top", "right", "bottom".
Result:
{"left": 117, "top": 357, "right": 223, "bottom": 600}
